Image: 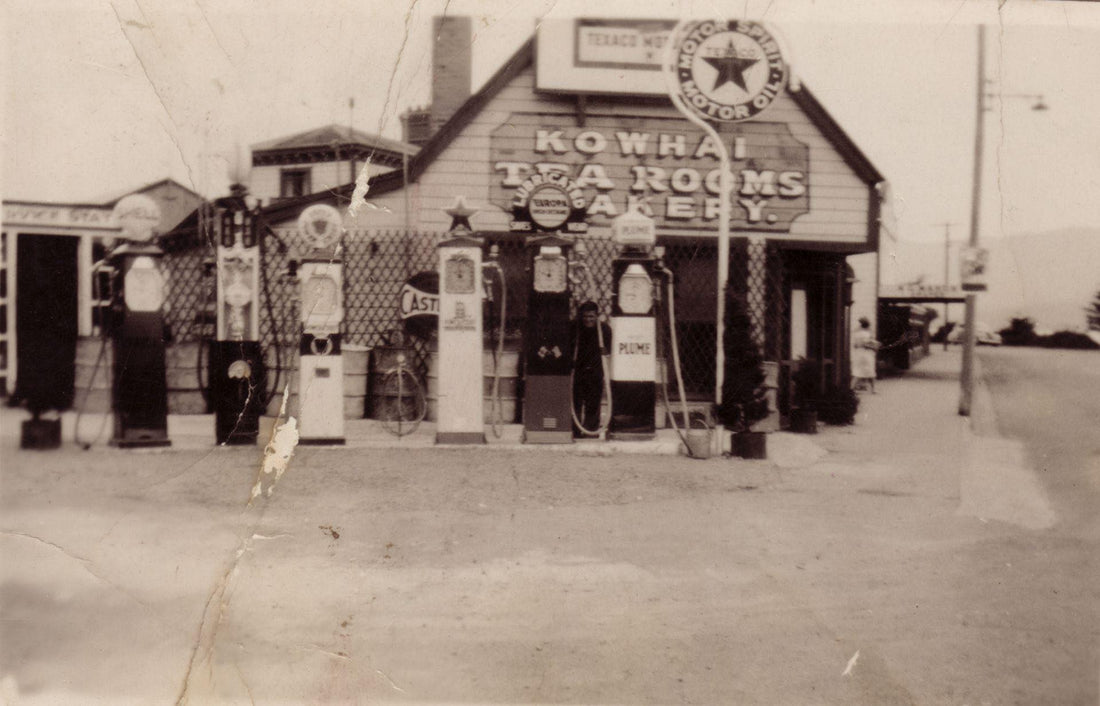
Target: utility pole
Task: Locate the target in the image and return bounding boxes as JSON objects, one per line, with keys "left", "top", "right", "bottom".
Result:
{"left": 958, "top": 24, "right": 1047, "bottom": 416}
{"left": 934, "top": 222, "right": 957, "bottom": 350}
{"left": 959, "top": 24, "right": 985, "bottom": 417}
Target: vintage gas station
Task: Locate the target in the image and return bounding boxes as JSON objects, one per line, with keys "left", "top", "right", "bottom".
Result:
{"left": 4, "top": 17, "right": 891, "bottom": 455}
{"left": 240, "top": 16, "right": 889, "bottom": 452}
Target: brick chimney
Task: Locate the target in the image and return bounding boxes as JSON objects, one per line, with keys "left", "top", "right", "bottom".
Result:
{"left": 430, "top": 16, "right": 472, "bottom": 134}
{"left": 401, "top": 106, "right": 432, "bottom": 146}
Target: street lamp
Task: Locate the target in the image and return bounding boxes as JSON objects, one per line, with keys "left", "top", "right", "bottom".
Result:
{"left": 958, "top": 24, "right": 1048, "bottom": 416}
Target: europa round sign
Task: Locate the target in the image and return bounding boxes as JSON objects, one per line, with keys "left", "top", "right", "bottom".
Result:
{"left": 509, "top": 173, "right": 588, "bottom": 233}
{"left": 527, "top": 183, "right": 573, "bottom": 229}
{"left": 673, "top": 20, "right": 788, "bottom": 123}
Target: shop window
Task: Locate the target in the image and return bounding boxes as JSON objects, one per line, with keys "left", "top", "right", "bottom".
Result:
{"left": 280, "top": 168, "right": 311, "bottom": 199}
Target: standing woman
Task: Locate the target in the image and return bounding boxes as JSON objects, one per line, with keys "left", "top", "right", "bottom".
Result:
{"left": 852, "top": 317, "right": 879, "bottom": 393}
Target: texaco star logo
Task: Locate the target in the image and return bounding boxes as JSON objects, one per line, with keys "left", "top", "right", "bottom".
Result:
{"left": 674, "top": 20, "right": 789, "bottom": 122}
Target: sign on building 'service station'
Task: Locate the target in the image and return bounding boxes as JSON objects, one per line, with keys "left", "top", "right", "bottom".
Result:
{"left": 2, "top": 203, "right": 117, "bottom": 230}
{"left": 490, "top": 116, "right": 809, "bottom": 233}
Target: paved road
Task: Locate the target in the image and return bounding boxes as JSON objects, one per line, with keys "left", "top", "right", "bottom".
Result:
{"left": 2, "top": 349, "right": 1098, "bottom": 704}
{"left": 978, "top": 346, "right": 1100, "bottom": 534}
{"left": 975, "top": 346, "right": 1100, "bottom": 704}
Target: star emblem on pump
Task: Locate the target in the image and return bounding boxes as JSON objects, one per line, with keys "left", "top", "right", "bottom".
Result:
{"left": 703, "top": 39, "right": 759, "bottom": 93}
{"left": 445, "top": 196, "right": 477, "bottom": 233}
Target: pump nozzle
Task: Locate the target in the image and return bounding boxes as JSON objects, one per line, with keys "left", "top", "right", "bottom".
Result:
{"left": 654, "top": 245, "right": 666, "bottom": 270}
{"left": 488, "top": 244, "right": 500, "bottom": 261}
{"left": 574, "top": 240, "right": 587, "bottom": 259}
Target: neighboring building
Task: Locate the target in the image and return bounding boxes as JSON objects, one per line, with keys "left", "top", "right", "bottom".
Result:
{"left": 0, "top": 179, "right": 202, "bottom": 397}
{"left": 248, "top": 124, "right": 418, "bottom": 204}
{"left": 259, "top": 16, "right": 888, "bottom": 425}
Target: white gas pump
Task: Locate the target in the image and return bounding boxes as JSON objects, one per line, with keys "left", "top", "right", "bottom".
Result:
{"left": 436, "top": 197, "right": 486, "bottom": 444}
{"left": 295, "top": 204, "right": 345, "bottom": 444}
{"left": 608, "top": 208, "right": 658, "bottom": 440}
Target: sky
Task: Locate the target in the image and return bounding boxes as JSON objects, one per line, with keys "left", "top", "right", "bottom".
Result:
{"left": 3, "top": 0, "right": 1100, "bottom": 258}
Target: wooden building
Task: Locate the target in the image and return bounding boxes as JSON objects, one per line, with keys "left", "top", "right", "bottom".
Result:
{"left": 249, "top": 124, "right": 418, "bottom": 203}
{"left": 1, "top": 179, "right": 202, "bottom": 399}
{"left": 259, "top": 17, "right": 889, "bottom": 426}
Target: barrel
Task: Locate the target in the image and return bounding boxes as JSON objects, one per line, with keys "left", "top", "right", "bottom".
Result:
{"left": 74, "top": 338, "right": 207, "bottom": 415}
{"left": 73, "top": 337, "right": 112, "bottom": 414}
{"left": 424, "top": 346, "right": 521, "bottom": 424}
{"left": 263, "top": 344, "right": 369, "bottom": 419}
{"left": 262, "top": 344, "right": 298, "bottom": 415}
{"left": 165, "top": 342, "right": 205, "bottom": 414}
{"left": 368, "top": 346, "right": 414, "bottom": 420}
{"left": 342, "top": 345, "right": 370, "bottom": 419}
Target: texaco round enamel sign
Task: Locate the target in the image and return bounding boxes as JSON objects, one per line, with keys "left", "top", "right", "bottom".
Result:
{"left": 673, "top": 20, "right": 789, "bottom": 123}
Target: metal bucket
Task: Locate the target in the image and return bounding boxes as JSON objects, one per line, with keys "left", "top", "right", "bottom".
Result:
{"left": 684, "top": 419, "right": 713, "bottom": 459}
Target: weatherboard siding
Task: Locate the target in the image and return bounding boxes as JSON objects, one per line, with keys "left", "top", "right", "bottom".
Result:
{"left": 348, "top": 64, "right": 872, "bottom": 247}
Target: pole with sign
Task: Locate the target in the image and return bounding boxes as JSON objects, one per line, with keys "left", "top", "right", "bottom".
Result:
{"left": 663, "top": 19, "right": 790, "bottom": 454}
{"left": 960, "top": 246, "right": 989, "bottom": 293}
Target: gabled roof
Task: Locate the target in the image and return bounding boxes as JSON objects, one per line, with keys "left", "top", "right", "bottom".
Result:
{"left": 252, "top": 124, "right": 418, "bottom": 157}
{"left": 263, "top": 36, "right": 885, "bottom": 223}
{"left": 94, "top": 178, "right": 203, "bottom": 207}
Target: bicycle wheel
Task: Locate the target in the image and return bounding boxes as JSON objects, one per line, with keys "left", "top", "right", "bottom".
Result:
{"left": 379, "top": 366, "right": 427, "bottom": 436}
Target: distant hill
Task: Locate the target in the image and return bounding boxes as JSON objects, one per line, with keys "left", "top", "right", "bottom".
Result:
{"left": 881, "top": 228, "right": 1100, "bottom": 332}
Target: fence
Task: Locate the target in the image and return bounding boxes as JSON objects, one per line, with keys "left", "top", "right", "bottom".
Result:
{"left": 161, "top": 227, "right": 787, "bottom": 405}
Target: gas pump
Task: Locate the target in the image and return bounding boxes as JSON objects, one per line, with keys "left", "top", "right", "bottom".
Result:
{"left": 208, "top": 186, "right": 266, "bottom": 445}
{"left": 106, "top": 194, "right": 172, "bottom": 448}
{"left": 608, "top": 208, "right": 658, "bottom": 440}
{"left": 295, "top": 204, "right": 346, "bottom": 444}
{"left": 436, "top": 197, "right": 486, "bottom": 444}
{"left": 522, "top": 235, "right": 574, "bottom": 443}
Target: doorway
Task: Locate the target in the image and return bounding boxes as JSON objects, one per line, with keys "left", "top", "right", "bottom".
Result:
{"left": 15, "top": 233, "right": 79, "bottom": 411}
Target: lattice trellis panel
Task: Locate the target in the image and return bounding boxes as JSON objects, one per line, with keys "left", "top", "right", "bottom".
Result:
{"left": 746, "top": 234, "right": 768, "bottom": 350}
{"left": 342, "top": 229, "right": 438, "bottom": 378}
{"left": 573, "top": 234, "right": 617, "bottom": 317}
{"left": 161, "top": 226, "right": 787, "bottom": 403}
{"left": 765, "top": 242, "right": 788, "bottom": 366}
{"left": 162, "top": 248, "right": 211, "bottom": 344}
{"left": 663, "top": 237, "right": 786, "bottom": 397}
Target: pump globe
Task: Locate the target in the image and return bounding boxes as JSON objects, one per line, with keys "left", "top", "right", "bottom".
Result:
{"left": 611, "top": 208, "right": 656, "bottom": 248}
